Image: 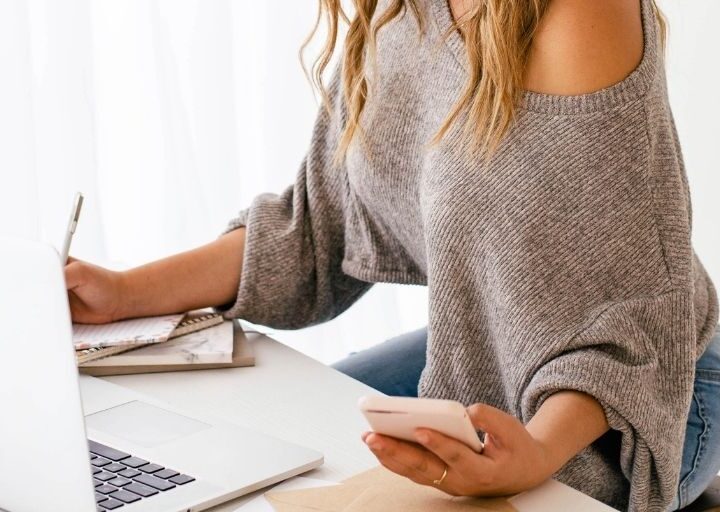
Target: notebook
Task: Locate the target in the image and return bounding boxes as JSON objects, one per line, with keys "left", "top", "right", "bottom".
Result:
{"left": 75, "top": 311, "right": 223, "bottom": 364}
{"left": 73, "top": 314, "right": 184, "bottom": 350}
{"left": 82, "top": 321, "right": 234, "bottom": 367}
{"left": 79, "top": 321, "right": 255, "bottom": 376}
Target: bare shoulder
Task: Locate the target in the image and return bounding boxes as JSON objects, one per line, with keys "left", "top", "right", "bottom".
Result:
{"left": 524, "top": 0, "right": 644, "bottom": 95}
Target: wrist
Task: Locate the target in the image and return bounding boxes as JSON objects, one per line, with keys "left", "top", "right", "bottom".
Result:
{"left": 527, "top": 427, "right": 565, "bottom": 480}
{"left": 525, "top": 391, "right": 610, "bottom": 480}
{"left": 525, "top": 423, "right": 566, "bottom": 482}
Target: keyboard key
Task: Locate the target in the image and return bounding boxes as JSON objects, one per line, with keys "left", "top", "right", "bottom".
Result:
{"left": 98, "top": 498, "right": 124, "bottom": 510}
{"left": 98, "top": 500, "right": 123, "bottom": 510}
{"left": 109, "top": 489, "right": 141, "bottom": 504}
{"left": 120, "top": 457, "right": 148, "bottom": 468}
{"left": 123, "top": 482, "right": 158, "bottom": 498}
{"left": 107, "top": 477, "right": 131, "bottom": 487}
{"left": 117, "top": 468, "right": 140, "bottom": 479}
{"left": 86, "top": 441, "right": 188, "bottom": 506}
{"left": 169, "top": 474, "right": 195, "bottom": 485}
{"left": 96, "top": 484, "right": 119, "bottom": 495}
{"left": 139, "top": 463, "right": 163, "bottom": 474}
{"left": 153, "top": 468, "right": 179, "bottom": 479}
{"left": 88, "top": 440, "right": 130, "bottom": 462}
{"left": 135, "top": 473, "right": 176, "bottom": 491}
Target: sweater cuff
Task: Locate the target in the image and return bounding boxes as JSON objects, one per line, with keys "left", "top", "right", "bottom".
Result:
{"left": 521, "top": 340, "right": 687, "bottom": 511}
{"left": 213, "top": 209, "right": 250, "bottom": 317}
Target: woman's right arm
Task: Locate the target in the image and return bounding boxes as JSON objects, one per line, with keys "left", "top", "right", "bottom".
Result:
{"left": 67, "top": 60, "right": 373, "bottom": 327}
{"left": 65, "top": 228, "right": 246, "bottom": 324}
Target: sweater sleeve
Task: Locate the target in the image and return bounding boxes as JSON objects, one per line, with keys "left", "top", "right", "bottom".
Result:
{"left": 521, "top": 290, "right": 698, "bottom": 510}
{"left": 218, "top": 67, "right": 373, "bottom": 328}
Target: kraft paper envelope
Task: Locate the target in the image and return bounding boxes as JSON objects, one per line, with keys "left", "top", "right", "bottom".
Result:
{"left": 343, "top": 485, "right": 517, "bottom": 512}
{"left": 266, "top": 467, "right": 516, "bottom": 512}
{"left": 266, "top": 482, "right": 367, "bottom": 512}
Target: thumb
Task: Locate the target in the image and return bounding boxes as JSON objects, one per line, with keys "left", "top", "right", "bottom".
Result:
{"left": 466, "top": 403, "right": 518, "bottom": 447}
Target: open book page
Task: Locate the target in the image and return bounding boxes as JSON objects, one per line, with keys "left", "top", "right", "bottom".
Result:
{"left": 72, "top": 314, "right": 184, "bottom": 350}
{"left": 82, "top": 321, "right": 234, "bottom": 366}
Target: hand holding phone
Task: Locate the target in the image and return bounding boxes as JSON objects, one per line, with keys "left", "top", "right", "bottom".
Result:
{"left": 358, "top": 395, "right": 484, "bottom": 452}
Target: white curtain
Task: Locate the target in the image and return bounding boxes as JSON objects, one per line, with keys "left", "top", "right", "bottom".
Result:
{"left": 1, "top": 0, "right": 717, "bottom": 364}
{"left": 0, "top": 0, "right": 428, "bottom": 364}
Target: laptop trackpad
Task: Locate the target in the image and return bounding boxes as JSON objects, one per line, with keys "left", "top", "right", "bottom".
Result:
{"left": 86, "top": 400, "right": 211, "bottom": 448}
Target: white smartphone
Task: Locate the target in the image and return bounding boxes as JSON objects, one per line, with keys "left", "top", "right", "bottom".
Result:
{"left": 358, "top": 395, "right": 484, "bottom": 452}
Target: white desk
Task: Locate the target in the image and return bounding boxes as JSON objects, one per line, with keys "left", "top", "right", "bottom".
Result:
{"left": 96, "top": 332, "right": 613, "bottom": 511}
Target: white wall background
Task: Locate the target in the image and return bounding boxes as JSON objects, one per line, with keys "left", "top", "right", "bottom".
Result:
{"left": 0, "top": 0, "right": 717, "bottom": 364}
{"left": 656, "top": 0, "right": 720, "bottom": 292}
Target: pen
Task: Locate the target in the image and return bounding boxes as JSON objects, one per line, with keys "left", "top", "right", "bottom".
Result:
{"left": 60, "top": 192, "right": 84, "bottom": 265}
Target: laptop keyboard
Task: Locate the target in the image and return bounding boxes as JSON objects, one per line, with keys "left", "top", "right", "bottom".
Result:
{"left": 89, "top": 439, "right": 195, "bottom": 510}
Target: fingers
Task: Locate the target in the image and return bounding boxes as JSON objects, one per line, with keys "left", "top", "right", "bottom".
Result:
{"left": 67, "top": 291, "right": 85, "bottom": 317}
{"left": 414, "top": 428, "right": 491, "bottom": 475}
{"left": 374, "top": 449, "right": 434, "bottom": 487}
{"left": 466, "top": 403, "right": 517, "bottom": 448}
{"left": 64, "top": 260, "right": 86, "bottom": 290}
{"left": 64, "top": 261, "right": 83, "bottom": 289}
{"left": 365, "top": 433, "right": 444, "bottom": 486}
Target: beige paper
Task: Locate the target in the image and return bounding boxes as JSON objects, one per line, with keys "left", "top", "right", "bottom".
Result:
{"left": 266, "top": 483, "right": 368, "bottom": 512}
{"left": 266, "top": 466, "right": 516, "bottom": 512}
{"left": 343, "top": 485, "right": 516, "bottom": 512}
{"left": 341, "top": 466, "right": 420, "bottom": 488}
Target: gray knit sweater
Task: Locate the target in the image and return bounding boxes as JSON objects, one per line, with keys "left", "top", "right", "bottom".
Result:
{"left": 221, "top": 0, "right": 718, "bottom": 509}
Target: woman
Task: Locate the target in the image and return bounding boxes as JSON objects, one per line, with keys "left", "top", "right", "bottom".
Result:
{"left": 66, "top": 0, "right": 720, "bottom": 510}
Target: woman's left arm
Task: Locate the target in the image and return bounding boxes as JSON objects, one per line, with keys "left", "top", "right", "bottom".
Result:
{"left": 363, "top": 390, "right": 609, "bottom": 496}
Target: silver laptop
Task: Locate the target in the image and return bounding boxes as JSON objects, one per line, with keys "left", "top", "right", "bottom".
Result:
{"left": 0, "top": 237, "right": 323, "bottom": 512}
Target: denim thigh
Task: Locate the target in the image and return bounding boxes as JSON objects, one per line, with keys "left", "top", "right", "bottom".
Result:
{"left": 671, "top": 324, "right": 720, "bottom": 510}
{"left": 331, "top": 327, "right": 428, "bottom": 397}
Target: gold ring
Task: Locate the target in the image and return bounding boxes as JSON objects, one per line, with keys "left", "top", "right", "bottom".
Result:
{"left": 433, "top": 465, "right": 448, "bottom": 486}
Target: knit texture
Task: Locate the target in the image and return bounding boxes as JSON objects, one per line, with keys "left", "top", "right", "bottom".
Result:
{"left": 221, "top": 0, "right": 718, "bottom": 509}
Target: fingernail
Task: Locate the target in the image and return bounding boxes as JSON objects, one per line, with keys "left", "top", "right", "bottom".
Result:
{"left": 416, "top": 431, "right": 429, "bottom": 444}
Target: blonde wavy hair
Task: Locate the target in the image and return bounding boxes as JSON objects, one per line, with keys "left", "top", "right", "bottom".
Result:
{"left": 303, "top": 0, "right": 666, "bottom": 162}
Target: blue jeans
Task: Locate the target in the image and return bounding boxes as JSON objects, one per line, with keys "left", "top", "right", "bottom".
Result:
{"left": 333, "top": 325, "right": 720, "bottom": 510}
